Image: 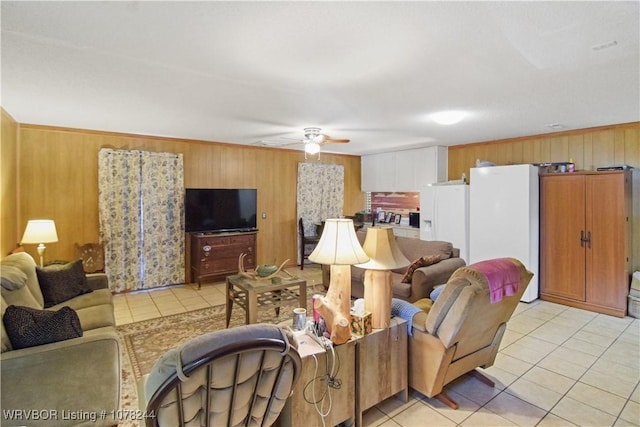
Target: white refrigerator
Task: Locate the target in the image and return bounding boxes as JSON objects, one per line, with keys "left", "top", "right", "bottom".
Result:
{"left": 469, "top": 164, "right": 539, "bottom": 302}
{"left": 420, "top": 184, "right": 470, "bottom": 264}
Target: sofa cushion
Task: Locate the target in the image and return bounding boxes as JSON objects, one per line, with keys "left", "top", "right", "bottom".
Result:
{"left": 3, "top": 305, "right": 83, "bottom": 350}
{"left": 401, "top": 255, "right": 441, "bottom": 283}
{"left": 1, "top": 297, "right": 12, "bottom": 352}
{"left": 0, "top": 265, "right": 28, "bottom": 291}
{"left": 1, "top": 252, "right": 45, "bottom": 307}
{"left": 393, "top": 239, "right": 453, "bottom": 274}
{"left": 36, "top": 259, "right": 92, "bottom": 308}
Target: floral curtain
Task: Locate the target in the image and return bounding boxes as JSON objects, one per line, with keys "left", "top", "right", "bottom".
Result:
{"left": 98, "top": 148, "right": 185, "bottom": 292}
{"left": 296, "top": 163, "right": 344, "bottom": 264}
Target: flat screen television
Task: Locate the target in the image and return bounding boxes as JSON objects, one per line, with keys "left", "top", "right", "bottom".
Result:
{"left": 185, "top": 188, "right": 257, "bottom": 233}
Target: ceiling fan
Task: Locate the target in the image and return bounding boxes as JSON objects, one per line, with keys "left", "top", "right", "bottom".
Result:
{"left": 296, "top": 127, "right": 350, "bottom": 155}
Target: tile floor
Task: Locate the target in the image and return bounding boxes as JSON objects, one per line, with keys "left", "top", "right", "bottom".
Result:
{"left": 114, "top": 266, "right": 640, "bottom": 427}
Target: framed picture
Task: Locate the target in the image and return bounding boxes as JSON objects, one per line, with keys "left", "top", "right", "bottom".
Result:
{"left": 394, "top": 214, "right": 402, "bottom": 224}
{"left": 385, "top": 212, "right": 394, "bottom": 223}
{"left": 377, "top": 211, "right": 386, "bottom": 222}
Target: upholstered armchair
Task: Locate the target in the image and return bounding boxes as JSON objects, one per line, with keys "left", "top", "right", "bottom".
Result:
{"left": 138, "top": 324, "right": 302, "bottom": 427}
{"left": 408, "top": 258, "right": 533, "bottom": 409}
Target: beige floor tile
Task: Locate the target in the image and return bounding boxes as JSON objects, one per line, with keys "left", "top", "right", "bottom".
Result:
{"left": 374, "top": 395, "right": 418, "bottom": 418}
{"left": 520, "top": 306, "right": 561, "bottom": 322}
{"left": 179, "top": 297, "right": 210, "bottom": 310}
{"left": 631, "top": 384, "right": 640, "bottom": 403}
{"left": 556, "top": 307, "right": 598, "bottom": 324}
{"left": 573, "top": 329, "right": 617, "bottom": 347}
{"left": 129, "top": 304, "right": 160, "bottom": 314}
{"left": 480, "top": 366, "right": 519, "bottom": 390}
{"left": 505, "top": 377, "right": 564, "bottom": 411}
{"left": 506, "top": 314, "right": 546, "bottom": 335}
{"left": 484, "top": 391, "right": 546, "bottom": 426}
{"left": 581, "top": 364, "right": 639, "bottom": 398}
{"left": 114, "top": 313, "right": 133, "bottom": 326}
{"left": 376, "top": 419, "right": 401, "bottom": 427}
{"left": 547, "top": 346, "right": 598, "bottom": 368}
{"left": 445, "top": 376, "right": 501, "bottom": 407}
{"left": 500, "top": 340, "right": 554, "bottom": 365}
{"left": 536, "top": 413, "right": 579, "bottom": 426}
{"left": 590, "top": 358, "right": 640, "bottom": 383}
{"left": 421, "top": 390, "right": 481, "bottom": 425}
{"left": 391, "top": 401, "right": 456, "bottom": 427}
{"left": 362, "top": 406, "right": 390, "bottom": 427}
{"left": 619, "top": 400, "right": 640, "bottom": 425}
{"left": 548, "top": 314, "right": 593, "bottom": 330}
{"left": 551, "top": 396, "right": 617, "bottom": 426}
{"left": 601, "top": 342, "right": 640, "bottom": 370}
{"left": 492, "top": 353, "right": 534, "bottom": 376}
{"left": 147, "top": 288, "right": 176, "bottom": 298}
{"left": 203, "top": 293, "right": 227, "bottom": 306}
{"left": 561, "top": 336, "right": 608, "bottom": 357}
{"left": 566, "top": 382, "right": 627, "bottom": 416}
{"left": 499, "top": 329, "right": 524, "bottom": 348}
{"left": 529, "top": 323, "right": 578, "bottom": 345}
{"left": 158, "top": 306, "right": 187, "bottom": 316}
{"left": 132, "top": 311, "right": 161, "bottom": 322}
{"left": 536, "top": 353, "right": 589, "bottom": 380}
{"left": 520, "top": 366, "right": 576, "bottom": 395}
{"left": 459, "top": 407, "right": 515, "bottom": 427}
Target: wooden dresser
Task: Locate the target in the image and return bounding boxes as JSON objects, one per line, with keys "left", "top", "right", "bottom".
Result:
{"left": 190, "top": 231, "right": 257, "bottom": 288}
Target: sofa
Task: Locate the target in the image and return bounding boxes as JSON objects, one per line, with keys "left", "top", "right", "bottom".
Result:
{"left": 1, "top": 252, "right": 120, "bottom": 427}
{"left": 323, "top": 230, "right": 467, "bottom": 303}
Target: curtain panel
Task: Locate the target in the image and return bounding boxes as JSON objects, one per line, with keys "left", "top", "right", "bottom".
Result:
{"left": 296, "top": 163, "right": 344, "bottom": 264}
{"left": 98, "top": 148, "right": 185, "bottom": 292}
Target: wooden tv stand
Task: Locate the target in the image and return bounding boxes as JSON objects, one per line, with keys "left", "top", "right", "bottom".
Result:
{"left": 190, "top": 231, "right": 257, "bottom": 288}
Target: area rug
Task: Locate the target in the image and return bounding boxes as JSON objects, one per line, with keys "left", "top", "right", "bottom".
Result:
{"left": 116, "top": 295, "right": 318, "bottom": 426}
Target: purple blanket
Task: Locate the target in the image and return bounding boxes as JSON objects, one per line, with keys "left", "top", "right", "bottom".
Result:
{"left": 469, "top": 258, "right": 521, "bottom": 303}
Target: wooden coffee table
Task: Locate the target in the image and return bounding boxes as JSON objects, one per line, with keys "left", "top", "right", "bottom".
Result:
{"left": 225, "top": 274, "right": 307, "bottom": 327}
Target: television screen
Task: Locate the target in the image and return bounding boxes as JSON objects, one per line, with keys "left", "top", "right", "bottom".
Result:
{"left": 185, "top": 189, "right": 257, "bottom": 233}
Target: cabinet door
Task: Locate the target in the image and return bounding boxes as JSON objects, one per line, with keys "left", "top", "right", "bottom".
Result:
{"left": 540, "top": 175, "right": 586, "bottom": 300}
{"left": 585, "top": 173, "right": 627, "bottom": 309}
{"left": 394, "top": 150, "right": 416, "bottom": 191}
{"left": 415, "top": 146, "right": 447, "bottom": 189}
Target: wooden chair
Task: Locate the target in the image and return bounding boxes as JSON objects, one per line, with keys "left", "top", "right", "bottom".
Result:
{"left": 139, "top": 324, "right": 301, "bottom": 427}
{"left": 74, "top": 243, "right": 105, "bottom": 273}
{"left": 298, "top": 217, "right": 320, "bottom": 270}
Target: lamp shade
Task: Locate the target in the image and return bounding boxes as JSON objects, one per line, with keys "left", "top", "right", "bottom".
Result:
{"left": 356, "top": 226, "right": 409, "bottom": 270}
{"left": 308, "top": 218, "right": 369, "bottom": 265}
{"left": 21, "top": 220, "right": 59, "bottom": 244}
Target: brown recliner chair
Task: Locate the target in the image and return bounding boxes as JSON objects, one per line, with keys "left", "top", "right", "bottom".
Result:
{"left": 139, "top": 324, "right": 301, "bottom": 427}
{"left": 408, "top": 258, "right": 533, "bottom": 409}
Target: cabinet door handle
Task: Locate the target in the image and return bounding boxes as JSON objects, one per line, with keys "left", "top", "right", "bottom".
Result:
{"left": 580, "top": 230, "right": 585, "bottom": 247}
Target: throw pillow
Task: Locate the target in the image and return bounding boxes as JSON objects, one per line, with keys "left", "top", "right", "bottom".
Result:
{"left": 36, "top": 259, "right": 92, "bottom": 308}
{"left": 401, "top": 255, "right": 441, "bottom": 284}
{"left": 3, "top": 305, "right": 83, "bottom": 349}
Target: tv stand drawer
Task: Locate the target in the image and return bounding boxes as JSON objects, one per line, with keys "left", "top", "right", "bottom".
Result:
{"left": 190, "top": 231, "right": 257, "bottom": 287}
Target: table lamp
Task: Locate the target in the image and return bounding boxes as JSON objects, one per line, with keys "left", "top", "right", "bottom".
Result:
{"left": 308, "top": 218, "right": 369, "bottom": 344}
{"left": 21, "top": 219, "right": 59, "bottom": 267}
{"left": 356, "top": 226, "right": 409, "bottom": 328}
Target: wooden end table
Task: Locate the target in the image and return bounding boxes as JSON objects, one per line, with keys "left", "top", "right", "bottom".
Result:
{"left": 225, "top": 274, "right": 307, "bottom": 326}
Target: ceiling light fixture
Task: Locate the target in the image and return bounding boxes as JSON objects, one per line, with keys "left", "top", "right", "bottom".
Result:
{"left": 430, "top": 110, "right": 467, "bottom": 125}
{"left": 305, "top": 142, "right": 321, "bottom": 155}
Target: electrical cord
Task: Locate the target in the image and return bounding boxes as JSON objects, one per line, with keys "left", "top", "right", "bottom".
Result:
{"left": 302, "top": 328, "right": 343, "bottom": 426}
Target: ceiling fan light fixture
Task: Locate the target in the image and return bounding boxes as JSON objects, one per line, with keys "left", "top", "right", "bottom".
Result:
{"left": 430, "top": 110, "right": 467, "bottom": 125}
{"left": 305, "top": 142, "right": 321, "bottom": 155}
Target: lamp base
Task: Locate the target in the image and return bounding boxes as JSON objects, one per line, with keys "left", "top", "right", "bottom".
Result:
{"left": 363, "top": 269, "right": 393, "bottom": 329}
{"left": 314, "top": 264, "right": 352, "bottom": 345}
{"left": 36, "top": 243, "right": 47, "bottom": 268}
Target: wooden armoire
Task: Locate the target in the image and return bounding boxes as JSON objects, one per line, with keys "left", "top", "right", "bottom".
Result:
{"left": 540, "top": 170, "right": 634, "bottom": 317}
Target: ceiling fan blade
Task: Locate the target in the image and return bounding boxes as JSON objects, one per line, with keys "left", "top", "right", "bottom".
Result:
{"left": 325, "top": 138, "right": 350, "bottom": 143}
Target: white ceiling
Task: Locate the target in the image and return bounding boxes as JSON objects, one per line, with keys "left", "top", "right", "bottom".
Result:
{"left": 1, "top": 1, "right": 638, "bottom": 155}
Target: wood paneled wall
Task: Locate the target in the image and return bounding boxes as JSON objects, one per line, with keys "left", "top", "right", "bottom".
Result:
{"left": 10, "top": 124, "right": 363, "bottom": 271}
{"left": 448, "top": 122, "right": 640, "bottom": 182}
{"left": 1, "top": 109, "right": 19, "bottom": 256}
